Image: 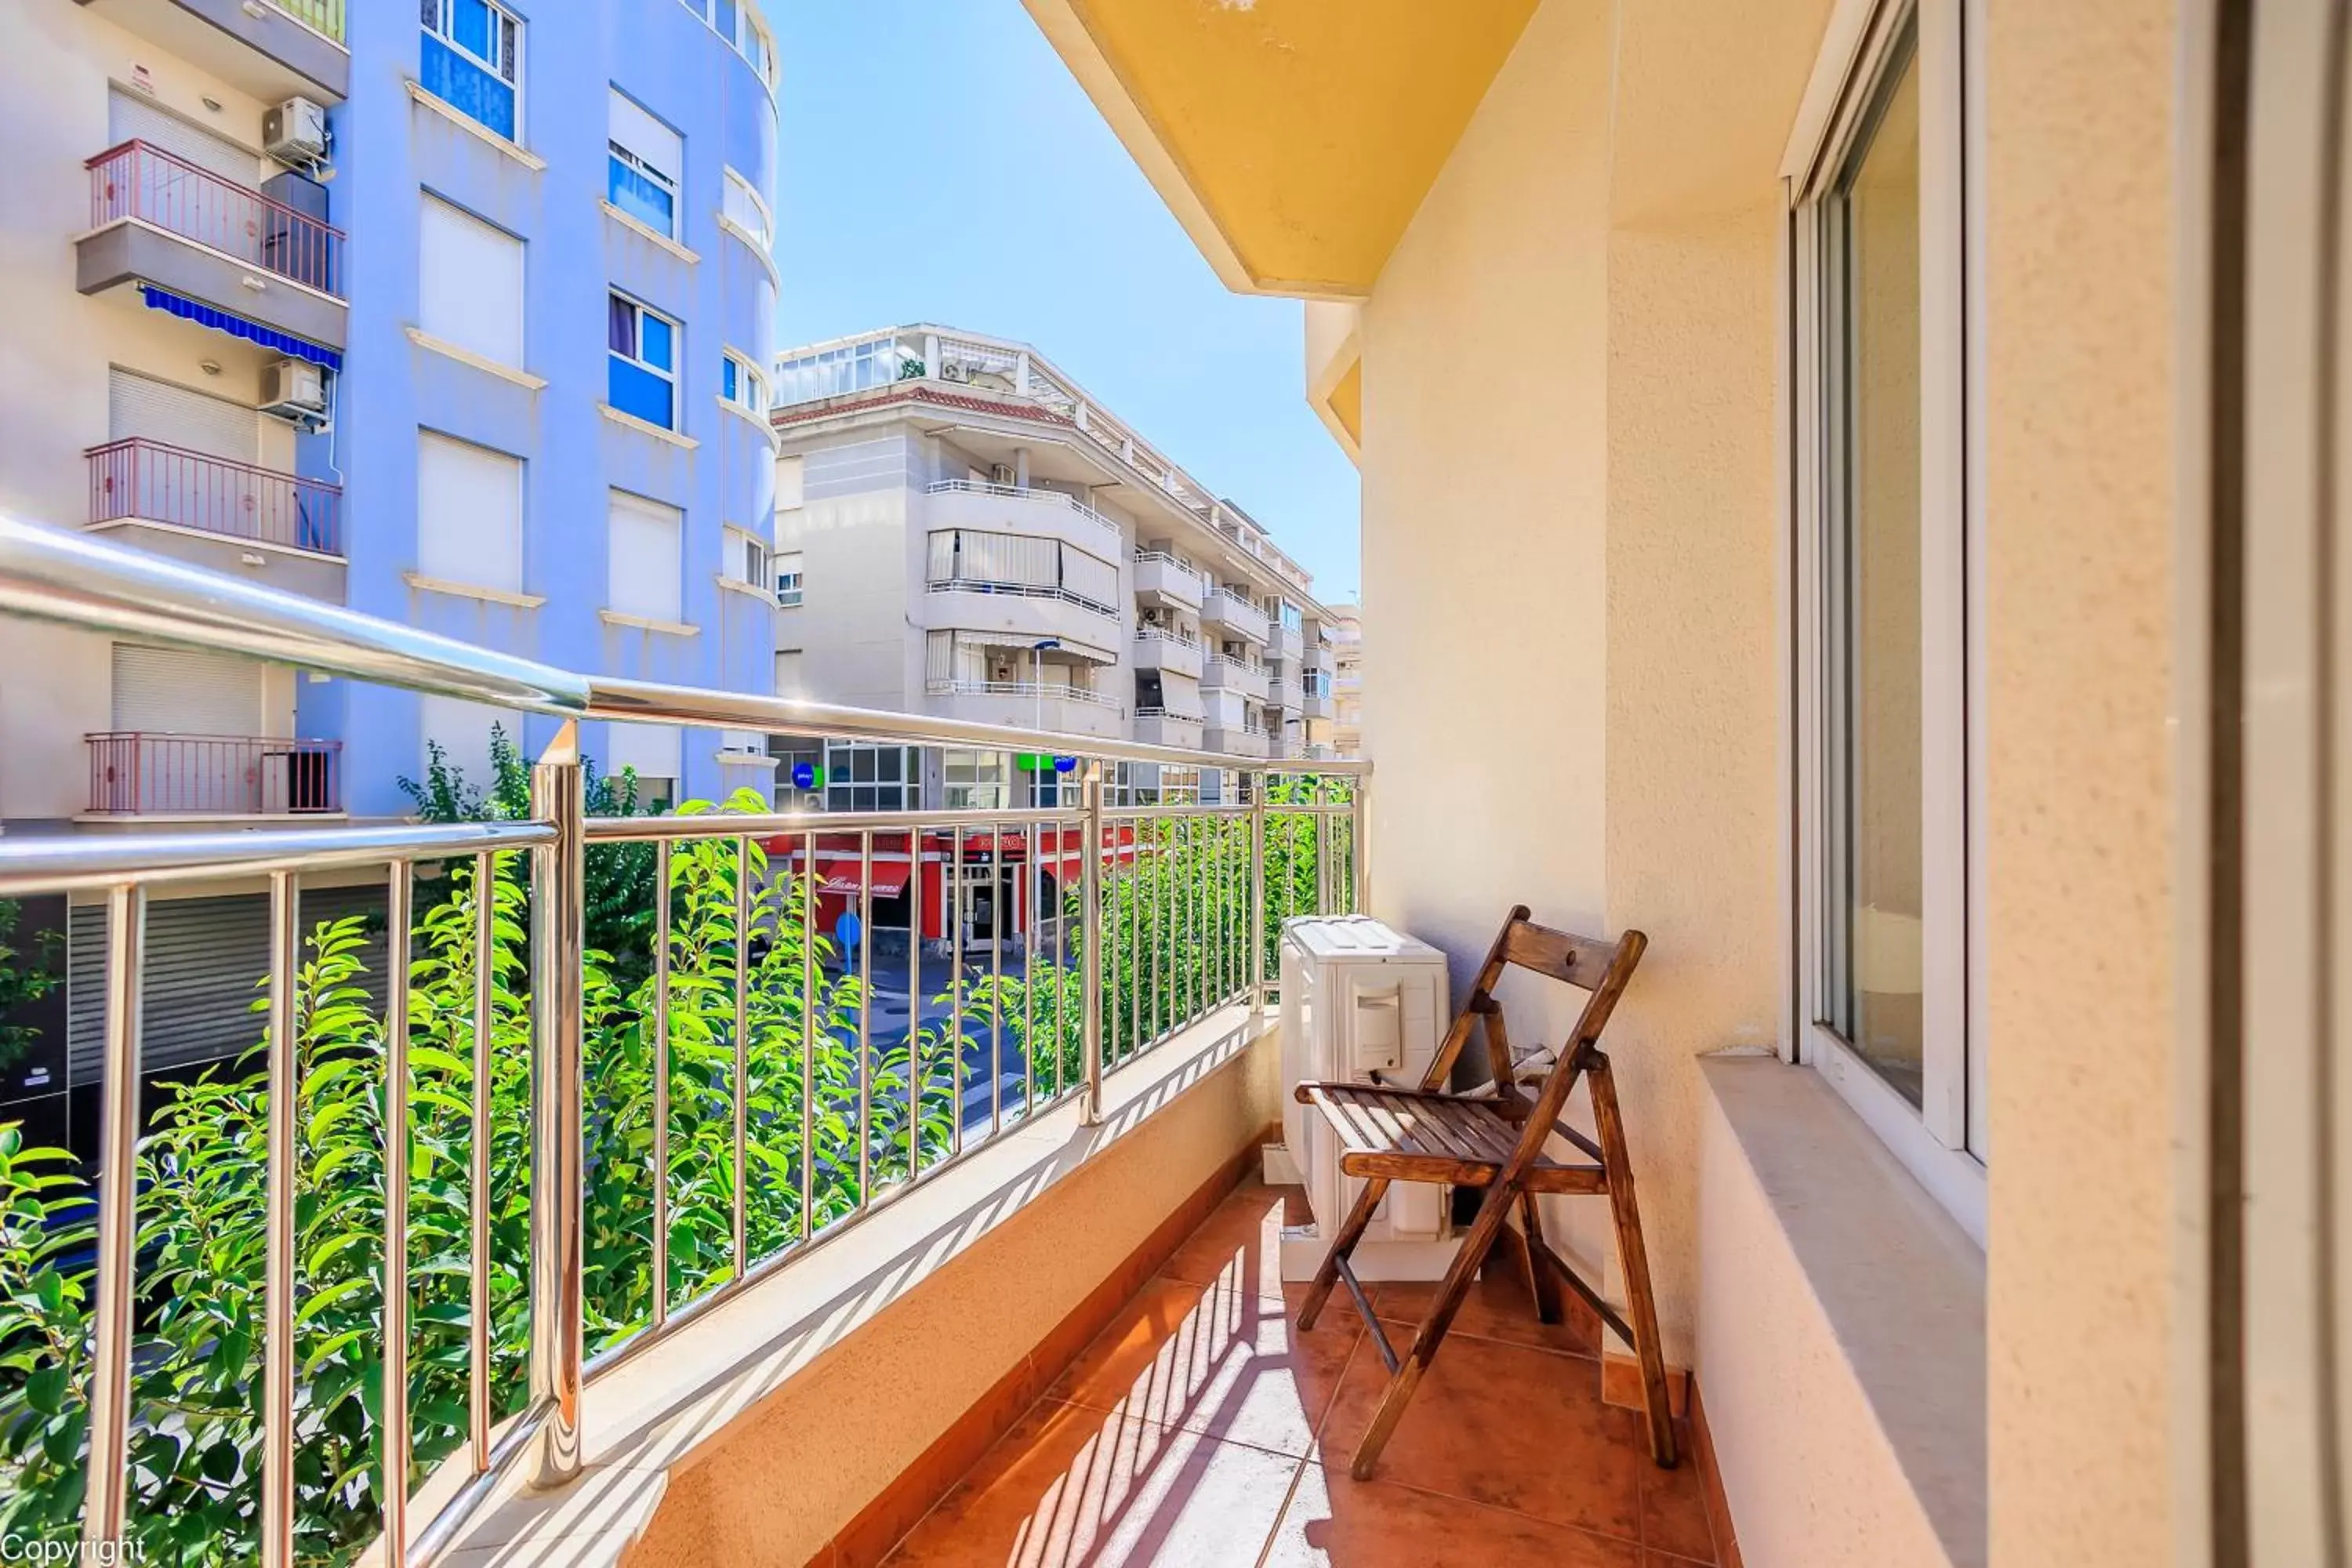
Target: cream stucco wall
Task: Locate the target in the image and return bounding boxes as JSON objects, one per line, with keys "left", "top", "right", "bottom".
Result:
{"left": 1980, "top": 0, "right": 2181, "bottom": 1561}
{"left": 1360, "top": 0, "right": 1825, "bottom": 1365}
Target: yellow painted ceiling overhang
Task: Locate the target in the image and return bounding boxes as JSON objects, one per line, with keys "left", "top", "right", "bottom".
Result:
{"left": 1023, "top": 0, "right": 1541, "bottom": 299}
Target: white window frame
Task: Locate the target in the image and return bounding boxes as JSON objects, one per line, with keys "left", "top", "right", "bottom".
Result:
{"left": 422, "top": 0, "right": 525, "bottom": 132}
{"left": 721, "top": 350, "right": 768, "bottom": 416}
{"left": 1785, "top": 0, "right": 1987, "bottom": 1243}
{"left": 608, "top": 291, "right": 680, "bottom": 430}
{"left": 608, "top": 143, "right": 678, "bottom": 236}
{"left": 722, "top": 168, "right": 773, "bottom": 251}
{"left": 773, "top": 550, "right": 804, "bottom": 608}
{"left": 724, "top": 525, "right": 768, "bottom": 590}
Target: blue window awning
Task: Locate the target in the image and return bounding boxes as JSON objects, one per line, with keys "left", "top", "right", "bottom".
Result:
{"left": 139, "top": 285, "right": 342, "bottom": 372}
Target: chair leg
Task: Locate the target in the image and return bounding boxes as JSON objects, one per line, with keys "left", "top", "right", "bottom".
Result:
{"left": 1587, "top": 1052, "right": 1677, "bottom": 1468}
{"left": 1350, "top": 1181, "right": 1517, "bottom": 1480}
{"left": 1298, "top": 1175, "right": 1389, "bottom": 1332}
{"left": 1518, "top": 1191, "right": 1566, "bottom": 1326}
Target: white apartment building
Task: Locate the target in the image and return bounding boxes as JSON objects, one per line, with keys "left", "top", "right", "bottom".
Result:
{"left": 769, "top": 325, "right": 1343, "bottom": 807}
{"left": 1322, "top": 601, "right": 1361, "bottom": 760}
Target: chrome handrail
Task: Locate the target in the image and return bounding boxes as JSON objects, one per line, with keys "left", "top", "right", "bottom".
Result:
{"left": 0, "top": 513, "right": 1370, "bottom": 1567}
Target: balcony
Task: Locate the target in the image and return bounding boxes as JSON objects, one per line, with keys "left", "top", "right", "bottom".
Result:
{"left": 1202, "top": 586, "right": 1270, "bottom": 644}
{"left": 1204, "top": 721, "right": 1271, "bottom": 758}
{"left": 1302, "top": 687, "right": 1334, "bottom": 720}
{"left": 84, "top": 731, "right": 343, "bottom": 818}
{"left": 0, "top": 517, "right": 1388, "bottom": 1568}
{"left": 1132, "top": 623, "right": 1204, "bottom": 678}
{"left": 86, "top": 438, "right": 347, "bottom": 593}
{"left": 78, "top": 0, "right": 348, "bottom": 102}
{"left": 927, "top": 478, "right": 1123, "bottom": 553}
{"left": 1132, "top": 706, "right": 1205, "bottom": 747}
{"left": 1203, "top": 652, "right": 1271, "bottom": 700}
{"left": 1132, "top": 549, "right": 1205, "bottom": 610}
{"left": 1274, "top": 620, "right": 1305, "bottom": 662}
{"left": 924, "top": 677, "right": 1130, "bottom": 740}
{"left": 1270, "top": 676, "right": 1305, "bottom": 711}
{"left": 78, "top": 140, "right": 348, "bottom": 352}
{"left": 1305, "top": 639, "right": 1336, "bottom": 674}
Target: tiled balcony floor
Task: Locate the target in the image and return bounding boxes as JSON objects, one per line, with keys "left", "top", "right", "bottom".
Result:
{"left": 883, "top": 1180, "right": 1723, "bottom": 1566}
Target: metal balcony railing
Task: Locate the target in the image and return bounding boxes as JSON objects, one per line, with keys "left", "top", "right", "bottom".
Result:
{"left": 85, "top": 731, "right": 343, "bottom": 815}
{"left": 0, "top": 514, "right": 1368, "bottom": 1568}
{"left": 86, "top": 140, "right": 345, "bottom": 298}
{"left": 87, "top": 437, "right": 343, "bottom": 554}
{"left": 927, "top": 478, "right": 1120, "bottom": 542}
{"left": 269, "top": 0, "right": 345, "bottom": 40}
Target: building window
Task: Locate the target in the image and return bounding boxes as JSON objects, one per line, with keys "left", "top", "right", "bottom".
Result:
{"left": 1279, "top": 601, "right": 1304, "bottom": 633}
{"left": 679, "top": 0, "right": 778, "bottom": 86}
{"left": 723, "top": 169, "right": 772, "bottom": 251}
{"left": 608, "top": 292, "right": 678, "bottom": 430}
{"left": 942, "top": 750, "right": 1010, "bottom": 811}
{"left": 824, "top": 743, "right": 915, "bottom": 812}
{"left": 774, "top": 550, "right": 804, "bottom": 608}
{"left": 608, "top": 491, "right": 683, "bottom": 625}
{"left": 421, "top": 0, "right": 523, "bottom": 143}
{"left": 608, "top": 90, "right": 681, "bottom": 238}
{"left": 416, "top": 431, "right": 522, "bottom": 593}
{"left": 722, "top": 351, "right": 767, "bottom": 416}
{"left": 1792, "top": 0, "right": 1980, "bottom": 1235}
{"left": 419, "top": 194, "right": 523, "bottom": 368}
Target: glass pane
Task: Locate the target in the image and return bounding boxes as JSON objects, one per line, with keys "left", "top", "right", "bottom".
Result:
{"left": 452, "top": 0, "right": 491, "bottom": 56}
{"left": 608, "top": 357, "right": 673, "bottom": 429}
{"left": 1825, "top": 27, "right": 1924, "bottom": 1105}
{"left": 639, "top": 311, "right": 673, "bottom": 371}
{"left": 607, "top": 295, "right": 635, "bottom": 357}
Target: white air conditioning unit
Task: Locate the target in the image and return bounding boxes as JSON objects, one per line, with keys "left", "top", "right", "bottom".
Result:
{"left": 989, "top": 462, "right": 1016, "bottom": 486}
{"left": 263, "top": 96, "right": 328, "bottom": 166}
{"left": 259, "top": 358, "right": 327, "bottom": 423}
{"left": 1276, "top": 916, "right": 1461, "bottom": 1282}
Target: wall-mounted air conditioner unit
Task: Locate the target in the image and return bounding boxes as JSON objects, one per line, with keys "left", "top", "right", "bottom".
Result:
{"left": 263, "top": 97, "right": 328, "bottom": 166}
{"left": 259, "top": 358, "right": 327, "bottom": 424}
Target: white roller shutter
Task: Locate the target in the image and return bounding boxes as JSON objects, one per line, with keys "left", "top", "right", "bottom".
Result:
{"left": 416, "top": 432, "right": 523, "bottom": 591}
{"left": 108, "top": 89, "right": 259, "bottom": 190}
{"left": 107, "top": 369, "right": 259, "bottom": 460}
{"left": 111, "top": 644, "right": 266, "bottom": 734}
{"left": 608, "top": 492, "right": 683, "bottom": 622}
{"left": 419, "top": 194, "right": 524, "bottom": 368}
{"left": 775, "top": 454, "right": 804, "bottom": 511}
{"left": 1060, "top": 546, "right": 1118, "bottom": 609}
{"left": 608, "top": 90, "right": 683, "bottom": 186}
{"left": 604, "top": 721, "right": 681, "bottom": 782}
{"left": 416, "top": 694, "right": 510, "bottom": 784}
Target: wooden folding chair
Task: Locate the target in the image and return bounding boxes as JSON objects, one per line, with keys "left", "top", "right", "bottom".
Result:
{"left": 1293, "top": 906, "right": 1673, "bottom": 1479}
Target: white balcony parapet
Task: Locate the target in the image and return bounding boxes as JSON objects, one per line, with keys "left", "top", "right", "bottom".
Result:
{"left": 925, "top": 677, "right": 1125, "bottom": 714}
{"left": 927, "top": 478, "right": 1120, "bottom": 543}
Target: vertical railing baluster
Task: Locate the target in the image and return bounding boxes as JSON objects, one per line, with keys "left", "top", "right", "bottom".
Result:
{"left": 652, "top": 840, "right": 671, "bottom": 1329}
{"left": 1249, "top": 774, "right": 1268, "bottom": 1014}
{"left": 1080, "top": 763, "right": 1105, "bottom": 1123}
{"left": 856, "top": 829, "right": 873, "bottom": 1201}
{"left": 383, "top": 862, "right": 413, "bottom": 1561}
{"left": 908, "top": 825, "right": 924, "bottom": 1173}
{"left": 263, "top": 869, "right": 299, "bottom": 1568}
{"left": 528, "top": 729, "right": 585, "bottom": 1487}
{"left": 732, "top": 833, "right": 751, "bottom": 1275}
{"left": 1024, "top": 820, "right": 1037, "bottom": 1120}
{"left": 468, "top": 851, "right": 493, "bottom": 1472}
{"left": 949, "top": 826, "right": 964, "bottom": 1152}
{"left": 82, "top": 883, "right": 144, "bottom": 1552}
{"left": 989, "top": 823, "right": 1002, "bottom": 1138}
{"left": 1352, "top": 773, "right": 1370, "bottom": 914}
{"left": 1054, "top": 818, "right": 1068, "bottom": 1102}
{"left": 799, "top": 829, "right": 815, "bottom": 1243}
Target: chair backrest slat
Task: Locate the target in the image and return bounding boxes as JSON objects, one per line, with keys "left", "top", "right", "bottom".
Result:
{"left": 1499, "top": 921, "right": 1621, "bottom": 990}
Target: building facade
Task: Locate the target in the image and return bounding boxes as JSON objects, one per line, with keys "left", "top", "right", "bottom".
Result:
{"left": 0, "top": 0, "right": 782, "bottom": 832}
{"left": 768, "top": 324, "right": 1345, "bottom": 813}
{"left": 0, "top": 0, "right": 779, "bottom": 1167}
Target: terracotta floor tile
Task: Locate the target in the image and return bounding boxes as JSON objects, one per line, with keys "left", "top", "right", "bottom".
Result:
{"left": 884, "top": 1399, "right": 1305, "bottom": 1568}
{"left": 1638, "top": 1426, "right": 1717, "bottom": 1563}
{"left": 1319, "top": 1328, "right": 1651, "bottom": 1543}
{"left": 1644, "top": 1555, "right": 1715, "bottom": 1567}
{"left": 1370, "top": 1266, "right": 1602, "bottom": 1359}
{"left": 1264, "top": 1456, "right": 1642, "bottom": 1568}
{"left": 1158, "top": 1183, "right": 1294, "bottom": 1301}
{"left": 1048, "top": 1275, "right": 1363, "bottom": 1460}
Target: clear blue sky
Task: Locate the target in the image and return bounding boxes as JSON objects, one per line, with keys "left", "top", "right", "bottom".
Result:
{"left": 768, "top": 2, "right": 1363, "bottom": 604}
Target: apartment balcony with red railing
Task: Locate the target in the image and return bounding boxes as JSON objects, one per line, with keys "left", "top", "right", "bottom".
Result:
{"left": 85, "top": 733, "right": 343, "bottom": 818}
{"left": 87, "top": 438, "right": 342, "bottom": 557}
{"left": 77, "top": 140, "right": 349, "bottom": 354}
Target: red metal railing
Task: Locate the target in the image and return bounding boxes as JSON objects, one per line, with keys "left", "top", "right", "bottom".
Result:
{"left": 85, "top": 733, "right": 343, "bottom": 816}
{"left": 86, "top": 438, "right": 343, "bottom": 555}
{"left": 86, "top": 140, "right": 344, "bottom": 298}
